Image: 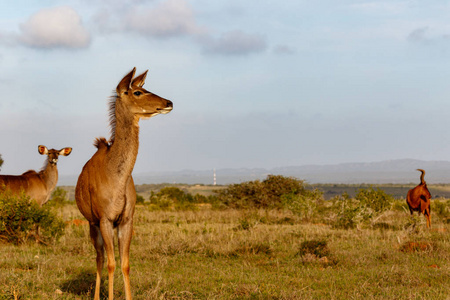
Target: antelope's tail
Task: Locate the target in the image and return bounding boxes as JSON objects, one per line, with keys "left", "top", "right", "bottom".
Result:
{"left": 417, "top": 169, "right": 426, "bottom": 185}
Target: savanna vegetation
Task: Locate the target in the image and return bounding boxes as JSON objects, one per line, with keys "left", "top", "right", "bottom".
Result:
{"left": 0, "top": 175, "right": 449, "bottom": 299}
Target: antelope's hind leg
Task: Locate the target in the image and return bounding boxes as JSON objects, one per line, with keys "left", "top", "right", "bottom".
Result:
{"left": 425, "top": 207, "right": 431, "bottom": 228}
{"left": 89, "top": 224, "right": 105, "bottom": 300}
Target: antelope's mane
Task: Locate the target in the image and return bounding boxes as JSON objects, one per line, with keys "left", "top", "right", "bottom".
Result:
{"left": 92, "top": 92, "right": 117, "bottom": 150}
{"left": 23, "top": 170, "right": 38, "bottom": 176}
{"left": 108, "top": 92, "right": 118, "bottom": 143}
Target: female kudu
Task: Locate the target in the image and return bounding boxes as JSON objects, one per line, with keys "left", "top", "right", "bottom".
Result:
{"left": 75, "top": 68, "right": 173, "bottom": 300}
{"left": 406, "top": 169, "right": 431, "bottom": 228}
{"left": 0, "top": 145, "right": 72, "bottom": 206}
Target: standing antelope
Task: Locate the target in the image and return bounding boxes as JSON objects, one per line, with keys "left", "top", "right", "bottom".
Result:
{"left": 75, "top": 68, "right": 173, "bottom": 300}
{"left": 406, "top": 169, "right": 431, "bottom": 228}
{"left": 0, "top": 145, "right": 72, "bottom": 206}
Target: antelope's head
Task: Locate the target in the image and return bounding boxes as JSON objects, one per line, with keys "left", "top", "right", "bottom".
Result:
{"left": 116, "top": 67, "right": 173, "bottom": 120}
{"left": 38, "top": 145, "right": 72, "bottom": 165}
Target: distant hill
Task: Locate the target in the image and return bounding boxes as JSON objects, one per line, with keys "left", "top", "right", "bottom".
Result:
{"left": 58, "top": 159, "right": 450, "bottom": 186}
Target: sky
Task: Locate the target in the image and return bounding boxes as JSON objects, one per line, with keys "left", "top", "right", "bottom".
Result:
{"left": 1, "top": 0, "right": 450, "bottom": 179}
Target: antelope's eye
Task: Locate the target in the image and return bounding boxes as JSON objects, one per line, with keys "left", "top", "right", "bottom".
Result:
{"left": 133, "top": 91, "right": 142, "bottom": 96}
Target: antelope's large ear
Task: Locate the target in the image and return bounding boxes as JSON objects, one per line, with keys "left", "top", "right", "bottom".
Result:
{"left": 116, "top": 67, "right": 136, "bottom": 95}
{"left": 59, "top": 147, "right": 72, "bottom": 156}
{"left": 132, "top": 70, "right": 148, "bottom": 88}
{"left": 38, "top": 145, "right": 48, "bottom": 155}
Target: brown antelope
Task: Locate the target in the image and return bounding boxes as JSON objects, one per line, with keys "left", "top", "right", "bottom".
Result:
{"left": 75, "top": 68, "right": 173, "bottom": 300}
{"left": 406, "top": 169, "right": 431, "bottom": 228}
{"left": 0, "top": 145, "right": 72, "bottom": 206}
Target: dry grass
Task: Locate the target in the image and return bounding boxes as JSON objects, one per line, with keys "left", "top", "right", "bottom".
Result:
{"left": 0, "top": 204, "right": 449, "bottom": 299}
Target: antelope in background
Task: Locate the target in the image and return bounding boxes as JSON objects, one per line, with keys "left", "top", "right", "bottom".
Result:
{"left": 75, "top": 68, "right": 173, "bottom": 300}
{"left": 406, "top": 169, "right": 431, "bottom": 228}
{"left": 0, "top": 145, "right": 72, "bottom": 206}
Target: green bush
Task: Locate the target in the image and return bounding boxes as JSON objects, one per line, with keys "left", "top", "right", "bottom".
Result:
{"left": 330, "top": 188, "right": 395, "bottom": 230}
{"left": 215, "top": 175, "right": 307, "bottom": 209}
{"left": 282, "top": 189, "right": 324, "bottom": 222}
{"left": 48, "top": 187, "right": 69, "bottom": 207}
{"left": 433, "top": 199, "right": 450, "bottom": 219}
{"left": 332, "top": 195, "right": 362, "bottom": 229}
{"left": 0, "top": 191, "right": 65, "bottom": 244}
{"left": 392, "top": 199, "right": 409, "bottom": 212}
{"left": 355, "top": 186, "right": 394, "bottom": 214}
{"left": 150, "top": 187, "right": 197, "bottom": 210}
{"left": 136, "top": 194, "right": 145, "bottom": 205}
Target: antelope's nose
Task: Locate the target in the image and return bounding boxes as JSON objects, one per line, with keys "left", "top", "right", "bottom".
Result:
{"left": 166, "top": 100, "right": 173, "bottom": 108}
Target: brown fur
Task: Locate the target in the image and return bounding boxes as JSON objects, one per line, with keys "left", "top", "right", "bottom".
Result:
{"left": 406, "top": 169, "right": 431, "bottom": 228}
{"left": 0, "top": 145, "right": 72, "bottom": 206}
{"left": 75, "top": 68, "right": 173, "bottom": 300}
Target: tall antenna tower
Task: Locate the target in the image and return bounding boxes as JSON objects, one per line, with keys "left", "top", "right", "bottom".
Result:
{"left": 213, "top": 168, "right": 216, "bottom": 186}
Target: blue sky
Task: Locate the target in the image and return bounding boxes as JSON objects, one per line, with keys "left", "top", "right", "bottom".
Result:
{"left": 1, "top": 0, "right": 450, "bottom": 178}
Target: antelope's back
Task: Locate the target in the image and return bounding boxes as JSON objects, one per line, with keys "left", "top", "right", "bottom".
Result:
{"left": 75, "top": 145, "right": 112, "bottom": 224}
{"left": 0, "top": 174, "right": 32, "bottom": 195}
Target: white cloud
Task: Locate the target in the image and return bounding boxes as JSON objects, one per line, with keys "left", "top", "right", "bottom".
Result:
{"left": 89, "top": 0, "right": 268, "bottom": 57}
{"left": 203, "top": 30, "right": 267, "bottom": 56}
{"left": 124, "top": 0, "right": 206, "bottom": 38}
{"left": 19, "top": 6, "right": 91, "bottom": 49}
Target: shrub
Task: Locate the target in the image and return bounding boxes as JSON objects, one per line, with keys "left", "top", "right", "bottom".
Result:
{"left": 136, "top": 194, "right": 145, "bottom": 205}
{"left": 150, "top": 187, "right": 197, "bottom": 210}
{"left": 282, "top": 189, "right": 324, "bottom": 222}
{"left": 298, "top": 239, "right": 329, "bottom": 258}
{"left": 215, "top": 175, "right": 307, "bottom": 209}
{"left": 215, "top": 180, "right": 263, "bottom": 209}
{"left": 392, "top": 199, "right": 409, "bottom": 212}
{"left": 331, "top": 188, "right": 395, "bottom": 229}
{"left": 0, "top": 191, "right": 65, "bottom": 244}
{"left": 333, "top": 196, "right": 362, "bottom": 229}
{"left": 329, "top": 193, "right": 367, "bottom": 229}
{"left": 355, "top": 187, "right": 394, "bottom": 214}
{"left": 48, "top": 187, "right": 69, "bottom": 207}
{"left": 433, "top": 199, "right": 450, "bottom": 219}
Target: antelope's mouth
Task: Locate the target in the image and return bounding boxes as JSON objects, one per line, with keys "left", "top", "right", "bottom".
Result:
{"left": 157, "top": 107, "right": 173, "bottom": 114}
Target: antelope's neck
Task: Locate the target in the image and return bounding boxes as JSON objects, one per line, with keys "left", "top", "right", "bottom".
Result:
{"left": 108, "top": 107, "right": 140, "bottom": 182}
{"left": 40, "top": 163, "right": 58, "bottom": 193}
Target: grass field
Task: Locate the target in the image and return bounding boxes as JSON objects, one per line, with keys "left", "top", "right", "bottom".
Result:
{"left": 0, "top": 202, "right": 449, "bottom": 299}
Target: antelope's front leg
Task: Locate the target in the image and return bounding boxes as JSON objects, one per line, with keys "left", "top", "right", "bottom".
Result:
{"left": 89, "top": 224, "right": 105, "bottom": 300}
{"left": 99, "top": 219, "right": 116, "bottom": 300}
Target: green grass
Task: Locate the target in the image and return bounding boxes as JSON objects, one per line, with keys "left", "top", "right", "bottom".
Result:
{"left": 0, "top": 204, "right": 449, "bottom": 299}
